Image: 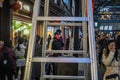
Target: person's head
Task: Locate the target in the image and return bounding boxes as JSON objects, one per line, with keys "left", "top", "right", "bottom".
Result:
{"left": 56, "top": 29, "right": 61, "bottom": 35}
{"left": 107, "top": 40, "right": 116, "bottom": 51}
{"left": 100, "top": 35, "right": 104, "bottom": 39}
{"left": 106, "top": 40, "right": 118, "bottom": 60}
{"left": 48, "top": 34, "right": 51, "bottom": 37}
{"left": 54, "top": 32, "right": 60, "bottom": 39}
{"left": 4, "top": 40, "right": 12, "bottom": 47}
{"left": 36, "top": 35, "right": 41, "bottom": 44}
{"left": 18, "top": 38, "right": 24, "bottom": 44}
{"left": 0, "top": 41, "right": 4, "bottom": 49}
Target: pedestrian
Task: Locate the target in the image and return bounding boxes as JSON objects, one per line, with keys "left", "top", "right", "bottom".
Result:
{"left": 0, "top": 40, "right": 17, "bottom": 80}
{"left": 102, "top": 40, "right": 120, "bottom": 80}
{"left": 14, "top": 38, "right": 26, "bottom": 80}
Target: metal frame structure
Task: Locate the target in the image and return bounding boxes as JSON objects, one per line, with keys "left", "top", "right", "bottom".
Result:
{"left": 24, "top": 0, "right": 98, "bottom": 80}
{"left": 82, "top": 0, "right": 88, "bottom": 80}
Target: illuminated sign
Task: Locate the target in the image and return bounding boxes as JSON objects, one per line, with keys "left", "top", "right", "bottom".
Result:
{"left": 19, "top": 1, "right": 31, "bottom": 12}
{"left": 104, "top": 26, "right": 108, "bottom": 30}
{"left": 100, "top": 26, "right": 103, "bottom": 30}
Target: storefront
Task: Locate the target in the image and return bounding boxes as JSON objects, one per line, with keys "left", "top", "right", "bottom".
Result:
{"left": 11, "top": 0, "right": 33, "bottom": 45}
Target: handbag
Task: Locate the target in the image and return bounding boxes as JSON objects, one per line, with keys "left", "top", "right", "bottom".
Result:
{"left": 106, "top": 74, "right": 120, "bottom": 80}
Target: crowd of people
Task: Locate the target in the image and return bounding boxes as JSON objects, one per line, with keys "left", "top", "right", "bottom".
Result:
{"left": 96, "top": 33, "right": 120, "bottom": 80}
{"left": 0, "top": 36, "right": 28, "bottom": 80}
{"left": 0, "top": 29, "right": 120, "bottom": 80}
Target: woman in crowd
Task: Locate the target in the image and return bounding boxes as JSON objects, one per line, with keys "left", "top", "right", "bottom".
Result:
{"left": 14, "top": 38, "right": 26, "bottom": 80}
{"left": 0, "top": 40, "right": 16, "bottom": 80}
{"left": 102, "top": 40, "right": 120, "bottom": 80}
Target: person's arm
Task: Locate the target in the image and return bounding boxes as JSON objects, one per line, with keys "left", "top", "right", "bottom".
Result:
{"left": 8, "top": 48, "right": 17, "bottom": 71}
{"left": 102, "top": 50, "right": 115, "bottom": 66}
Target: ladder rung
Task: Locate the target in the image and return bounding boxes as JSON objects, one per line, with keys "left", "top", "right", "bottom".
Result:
{"left": 43, "top": 75, "right": 85, "bottom": 79}
{"left": 47, "top": 22, "right": 82, "bottom": 26}
{"left": 36, "top": 17, "right": 88, "bottom": 21}
{"left": 45, "top": 50, "right": 84, "bottom": 54}
{"left": 32, "top": 57, "right": 91, "bottom": 63}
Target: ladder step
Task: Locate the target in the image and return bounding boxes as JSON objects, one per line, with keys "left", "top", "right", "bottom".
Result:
{"left": 36, "top": 17, "right": 88, "bottom": 21}
{"left": 43, "top": 75, "right": 85, "bottom": 79}
{"left": 32, "top": 57, "right": 91, "bottom": 63}
{"left": 47, "top": 22, "right": 82, "bottom": 26}
{"left": 45, "top": 50, "right": 84, "bottom": 54}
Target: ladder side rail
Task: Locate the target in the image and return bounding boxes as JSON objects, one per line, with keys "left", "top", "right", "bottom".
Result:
{"left": 24, "top": 0, "right": 41, "bottom": 80}
{"left": 82, "top": 0, "right": 88, "bottom": 80}
{"left": 87, "top": 0, "right": 98, "bottom": 80}
{"left": 41, "top": 0, "right": 49, "bottom": 80}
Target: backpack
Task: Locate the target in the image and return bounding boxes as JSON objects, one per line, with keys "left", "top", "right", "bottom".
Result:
{"left": 0, "top": 52, "right": 13, "bottom": 69}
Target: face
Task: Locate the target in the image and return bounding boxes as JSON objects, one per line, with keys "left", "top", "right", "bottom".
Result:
{"left": 100, "top": 35, "right": 104, "bottom": 39}
{"left": 55, "top": 34, "right": 60, "bottom": 39}
{"left": 108, "top": 42, "right": 115, "bottom": 51}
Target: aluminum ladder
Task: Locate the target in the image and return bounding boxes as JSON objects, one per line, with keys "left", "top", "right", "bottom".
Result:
{"left": 24, "top": 0, "right": 98, "bottom": 80}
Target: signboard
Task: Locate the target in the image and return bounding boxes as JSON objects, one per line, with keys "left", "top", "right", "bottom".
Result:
{"left": 19, "top": 1, "right": 31, "bottom": 13}
{"left": 108, "top": 26, "right": 112, "bottom": 30}
{"left": 100, "top": 26, "right": 103, "bottom": 30}
{"left": 104, "top": 26, "right": 108, "bottom": 30}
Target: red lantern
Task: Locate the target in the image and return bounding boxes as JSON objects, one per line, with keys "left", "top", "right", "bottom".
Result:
{"left": 11, "top": 2, "right": 21, "bottom": 10}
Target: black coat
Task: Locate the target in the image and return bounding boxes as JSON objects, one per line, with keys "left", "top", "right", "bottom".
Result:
{"left": 52, "top": 38, "right": 62, "bottom": 57}
{"left": 32, "top": 43, "right": 42, "bottom": 79}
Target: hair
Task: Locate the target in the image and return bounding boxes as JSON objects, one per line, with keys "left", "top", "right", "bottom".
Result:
{"left": 56, "top": 29, "right": 61, "bottom": 34}
{"left": 4, "top": 40, "right": 12, "bottom": 47}
{"left": 16, "top": 38, "right": 24, "bottom": 51}
{"left": 36, "top": 35, "right": 40, "bottom": 43}
{"left": 106, "top": 40, "right": 118, "bottom": 61}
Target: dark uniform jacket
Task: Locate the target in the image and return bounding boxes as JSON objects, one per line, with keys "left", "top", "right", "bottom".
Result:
{"left": 52, "top": 38, "right": 62, "bottom": 57}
